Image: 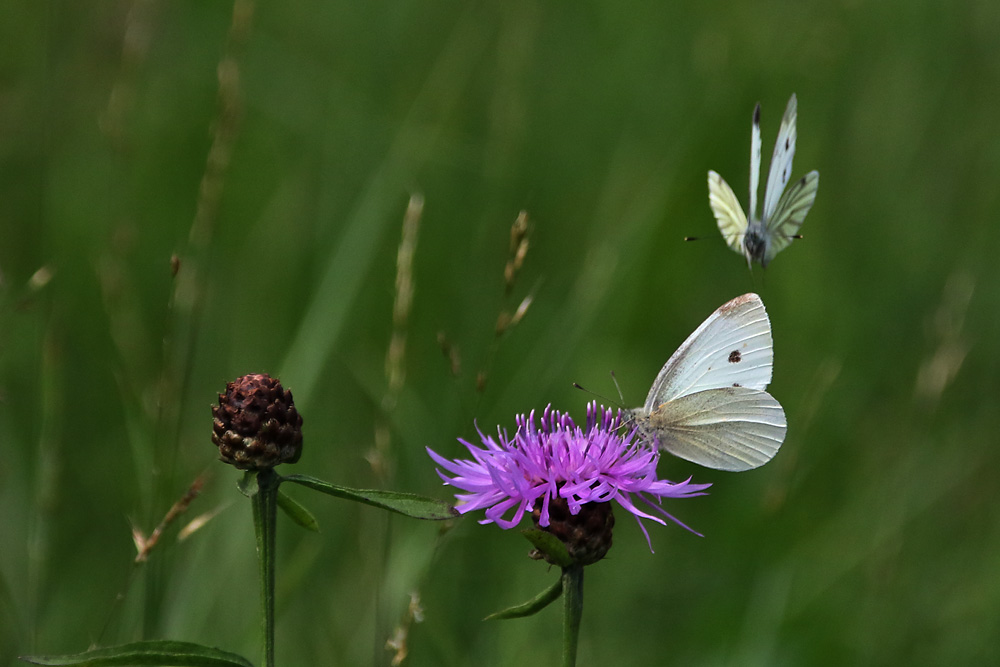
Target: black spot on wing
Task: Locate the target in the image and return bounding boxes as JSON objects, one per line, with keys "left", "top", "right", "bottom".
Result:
{"left": 728, "top": 350, "right": 742, "bottom": 363}
{"left": 785, "top": 138, "right": 790, "bottom": 150}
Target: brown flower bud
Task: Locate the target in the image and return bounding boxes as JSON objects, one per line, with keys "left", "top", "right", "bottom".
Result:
{"left": 211, "top": 373, "right": 303, "bottom": 470}
{"left": 530, "top": 496, "right": 615, "bottom": 566}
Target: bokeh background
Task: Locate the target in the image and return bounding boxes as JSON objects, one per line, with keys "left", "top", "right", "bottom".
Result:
{"left": 3, "top": 1, "right": 999, "bottom": 665}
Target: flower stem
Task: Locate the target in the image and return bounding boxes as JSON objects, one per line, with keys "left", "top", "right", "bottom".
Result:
{"left": 252, "top": 469, "right": 279, "bottom": 667}
{"left": 561, "top": 564, "right": 584, "bottom": 667}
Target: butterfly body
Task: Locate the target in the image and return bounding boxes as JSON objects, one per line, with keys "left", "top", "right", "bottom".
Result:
{"left": 628, "top": 293, "right": 786, "bottom": 472}
{"left": 708, "top": 94, "right": 819, "bottom": 268}
{"left": 741, "top": 218, "right": 768, "bottom": 265}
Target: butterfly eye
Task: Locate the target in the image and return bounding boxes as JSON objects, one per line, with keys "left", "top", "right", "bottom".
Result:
{"left": 728, "top": 350, "right": 742, "bottom": 363}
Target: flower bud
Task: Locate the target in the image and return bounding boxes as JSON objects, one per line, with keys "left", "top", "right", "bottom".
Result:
{"left": 211, "top": 373, "right": 303, "bottom": 470}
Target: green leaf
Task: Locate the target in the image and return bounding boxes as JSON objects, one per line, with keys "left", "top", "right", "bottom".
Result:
{"left": 280, "top": 474, "right": 457, "bottom": 520}
{"left": 20, "top": 640, "right": 254, "bottom": 666}
{"left": 484, "top": 577, "right": 563, "bottom": 620}
{"left": 236, "top": 471, "right": 258, "bottom": 498}
{"left": 276, "top": 488, "right": 319, "bottom": 532}
{"left": 522, "top": 529, "right": 574, "bottom": 568}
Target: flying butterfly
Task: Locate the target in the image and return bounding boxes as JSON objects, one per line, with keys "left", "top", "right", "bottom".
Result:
{"left": 629, "top": 293, "right": 786, "bottom": 471}
{"left": 707, "top": 94, "right": 819, "bottom": 268}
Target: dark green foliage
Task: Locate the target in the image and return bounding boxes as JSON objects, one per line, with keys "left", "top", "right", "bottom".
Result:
{"left": 3, "top": 1, "right": 999, "bottom": 666}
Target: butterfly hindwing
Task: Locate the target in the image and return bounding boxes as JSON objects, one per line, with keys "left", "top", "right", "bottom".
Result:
{"left": 707, "top": 171, "right": 748, "bottom": 253}
{"left": 643, "top": 386, "right": 787, "bottom": 471}
{"left": 764, "top": 170, "right": 819, "bottom": 264}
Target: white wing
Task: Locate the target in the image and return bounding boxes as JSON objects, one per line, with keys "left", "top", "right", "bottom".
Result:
{"left": 763, "top": 170, "right": 819, "bottom": 265}
{"left": 642, "top": 293, "right": 773, "bottom": 410}
{"left": 708, "top": 171, "right": 748, "bottom": 253}
{"left": 642, "top": 386, "right": 786, "bottom": 471}
{"left": 749, "top": 103, "right": 762, "bottom": 220}
{"left": 763, "top": 94, "right": 798, "bottom": 222}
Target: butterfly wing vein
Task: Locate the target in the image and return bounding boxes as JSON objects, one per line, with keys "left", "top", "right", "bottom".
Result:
{"left": 764, "top": 170, "right": 819, "bottom": 262}
{"left": 645, "top": 295, "right": 773, "bottom": 409}
{"left": 708, "top": 171, "right": 747, "bottom": 252}
{"left": 763, "top": 94, "right": 799, "bottom": 221}
{"left": 647, "top": 387, "right": 787, "bottom": 471}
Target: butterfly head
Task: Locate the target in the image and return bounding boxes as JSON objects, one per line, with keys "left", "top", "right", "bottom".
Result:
{"left": 623, "top": 407, "right": 661, "bottom": 451}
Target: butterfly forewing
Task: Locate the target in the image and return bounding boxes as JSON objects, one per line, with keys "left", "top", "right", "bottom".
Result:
{"left": 643, "top": 293, "right": 773, "bottom": 410}
{"left": 645, "top": 386, "right": 786, "bottom": 471}
{"left": 749, "top": 103, "right": 762, "bottom": 220}
{"left": 707, "top": 171, "right": 748, "bottom": 253}
{"left": 763, "top": 94, "right": 799, "bottom": 222}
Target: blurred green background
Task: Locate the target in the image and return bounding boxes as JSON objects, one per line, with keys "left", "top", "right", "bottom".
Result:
{"left": 3, "top": 1, "right": 999, "bottom": 665}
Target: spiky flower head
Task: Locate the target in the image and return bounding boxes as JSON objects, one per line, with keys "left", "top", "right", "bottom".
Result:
{"left": 428, "top": 402, "right": 710, "bottom": 560}
{"left": 212, "top": 373, "right": 303, "bottom": 470}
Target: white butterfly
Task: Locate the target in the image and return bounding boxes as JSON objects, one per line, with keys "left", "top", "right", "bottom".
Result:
{"left": 629, "top": 293, "right": 786, "bottom": 471}
{"left": 708, "top": 94, "right": 819, "bottom": 268}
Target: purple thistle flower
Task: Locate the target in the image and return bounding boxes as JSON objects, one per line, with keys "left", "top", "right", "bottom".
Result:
{"left": 427, "top": 402, "right": 711, "bottom": 552}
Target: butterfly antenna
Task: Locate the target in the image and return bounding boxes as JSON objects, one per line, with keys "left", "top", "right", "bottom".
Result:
{"left": 573, "top": 379, "right": 625, "bottom": 410}
{"left": 606, "top": 372, "right": 638, "bottom": 435}
{"left": 683, "top": 236, "right": 700, "bottom": 241}
{"left": 609, "top": 370, "right": 625, "bottom": 404}
{"left": 575, "top": 376, "right": 632, "bottom": 438}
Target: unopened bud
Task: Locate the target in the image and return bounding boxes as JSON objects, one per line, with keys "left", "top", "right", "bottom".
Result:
{"left": 211, "top": 374, "right": 303, "bottom": 470}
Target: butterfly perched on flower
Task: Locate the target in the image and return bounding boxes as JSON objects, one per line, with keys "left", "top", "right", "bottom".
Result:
{"left": 629, "top": 293, "right": 786, "bottom": 471}
{"left": 707, "top": 94, "right": 819, "bottom": 268}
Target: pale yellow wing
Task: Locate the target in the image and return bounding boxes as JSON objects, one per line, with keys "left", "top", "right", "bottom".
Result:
{"left": 708, "top": 170, "right": 748, "bottom": 254}
{"left": 642, "top": 386, "right": 786, "bottom": 471}
{"left": 764, "top": 170, "right": 819, "bottom": 264}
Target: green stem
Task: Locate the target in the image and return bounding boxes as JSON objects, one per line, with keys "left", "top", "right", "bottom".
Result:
{"left": 252, "top": 469, "right": 279, "bottom": 667}
{"left": 561, "top": 564, "right": 584, "bottom": 667}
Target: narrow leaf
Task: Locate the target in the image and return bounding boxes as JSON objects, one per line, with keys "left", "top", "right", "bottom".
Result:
{"left": 522, "top": 529, "right": 574, "bottom": 568}
{"left": 484, "top": 577, "right": 563, "bottom": 620}
{"left": 281, "top": 474, "right": 457, "bottom": 520}
{"left": 276, "top": 488, "right": 319, "bottom": 532}
{"left": 20, "top": 640, "right": 254, "bottom": 666}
